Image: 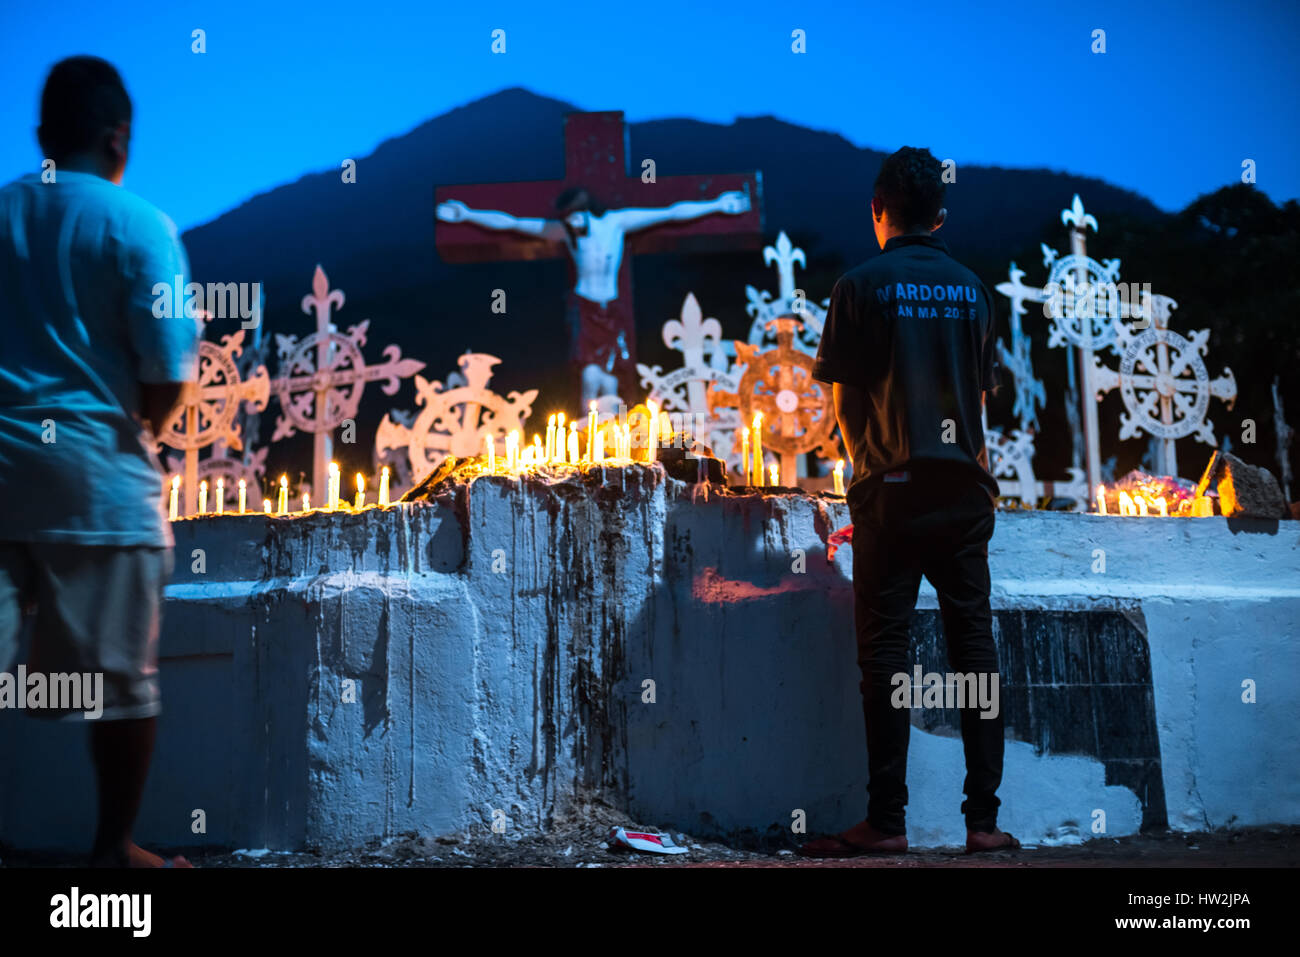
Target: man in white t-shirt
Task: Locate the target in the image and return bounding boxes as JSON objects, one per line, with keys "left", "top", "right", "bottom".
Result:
{"left": 0, "top": 56, "right": 200, "bottom": 867}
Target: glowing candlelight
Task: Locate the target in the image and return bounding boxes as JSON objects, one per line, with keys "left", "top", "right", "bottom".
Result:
{"left": 485, "top": 433, "right": 495, "bottom": 472}
{"left": 278, "top": 475, "right": 289, "bottom": 515}
{"left": 556, "top": 413, "right": 565, "bottom": 461}
{"left": 302, "top": 492, "right": 310, "bottom": 512}
{"left": 587, "top": 401, "right": 597, "bottom": 463}
{"left": 327, "top": 461, "right": 340, "bottom": 510}
{"left": 169, "top": 476, "right": 180, "bottom": 521}
{"left": 1095, "top": 484, "right": 1107, "bottom": 515}
{"left": 594, "top": 427, "right": 606, "bottom": 464}
{"left": 379, "top": 466, "right": 390, "bottom": 506}
{"left": 1155, "top": 495, "right": 1168, "bottom": 517}
{"left": 621, "top": 423, "right": 631, "bottom": 462}
{"left": 751, "top": 413, "right": 764, "bottom": 486}
{"left": 646, "top": 401, "right": 659, "bottom": 464}
{"left": 238, "top": 478, "right": 247, "bottom": 514}
{"left": 216, "top": 477, "right": 225, "bottom": 515}
{"left": 533, "top": 434, "right": 543, "bottom": 466}
{"left": 1118, "top": 490, "right": 1135, "bottom": 516}
{"left": 546, "top": 415, "right": 556, "bottom": 463}
{"left": 770, "top": 463, "right": 779, "bottom": 486}
{"left": 263, "top": 497, "right": 272, "bottom": 515}
{"left": 506, "top": 430, "right": 519, "bottom": 472}
{"left": 355, "top": 473, "right": 365, "bottom": 509}
{"left": 741, "top": 429, "right": 750, "bottom": 483}
{"left": 1136, "top": 496, "right": 1149, "bottom": 517}
{"left": 198, "top": 480, "right": 208, "bottom": 515}
{"left": 833, "top": 460, "right": 845, "bottom": 496}
{"left": 567, "top": 421, "right": 578, "bottom": 464}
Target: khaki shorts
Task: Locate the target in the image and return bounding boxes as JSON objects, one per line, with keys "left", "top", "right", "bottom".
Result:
{"left": 0, "top": 542, "right": 171, "bottom": 721}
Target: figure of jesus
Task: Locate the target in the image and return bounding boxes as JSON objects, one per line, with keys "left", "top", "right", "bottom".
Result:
{"left": 436, "top": 186, "right": 751, "bottom": 406}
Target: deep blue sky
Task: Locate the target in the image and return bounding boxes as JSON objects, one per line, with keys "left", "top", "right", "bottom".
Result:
{"left": 2, "top": 0, "right": 1296, "bottom": 231}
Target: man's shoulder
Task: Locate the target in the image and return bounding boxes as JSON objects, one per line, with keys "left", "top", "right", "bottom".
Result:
{"left": 45, "top": 174, "right": 180, "bottom": 244}
{"left": 104, "top": 185, "right": 182, "bottom": 245}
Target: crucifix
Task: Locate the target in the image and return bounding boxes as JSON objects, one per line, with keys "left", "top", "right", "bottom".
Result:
{"left": 434, "top": 111, "right": 764, "bottom": 406}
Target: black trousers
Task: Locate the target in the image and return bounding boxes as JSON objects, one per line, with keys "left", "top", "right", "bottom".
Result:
{"left": 850, "top": 468, "right": 1003, "bottom": 835}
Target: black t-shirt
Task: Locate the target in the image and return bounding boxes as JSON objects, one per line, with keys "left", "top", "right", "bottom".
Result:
{"left": 812, "top": 233, "right": 999, "bottom": 509}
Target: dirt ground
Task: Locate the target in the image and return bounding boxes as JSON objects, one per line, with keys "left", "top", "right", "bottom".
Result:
{"left": 4, "top": 799, "right": 1297, "bottom": 868}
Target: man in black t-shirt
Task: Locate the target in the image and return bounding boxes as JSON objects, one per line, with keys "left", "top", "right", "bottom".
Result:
{"left": 800, "top": 147, "right": 1019, "bottom": 857}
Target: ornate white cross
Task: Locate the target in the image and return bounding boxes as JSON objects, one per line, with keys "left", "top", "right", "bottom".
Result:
{"left": 376, "top": 352, "right": 537, "bottom": 484}
{"left": 156, "top": 320, "right": 270, "bottom": 516}
{"left": 994, "top": 262, "right": 1048, "bottom": 432}
{"left": 743, "top": 231, "right": 826, "bottom": 356}
{"left": 1092, "top": 293, "right": 1236, "bottom": 477}
{"left": 271, "top": 265, "right": 425, "bottom": 498}
{"left": 637, "top": 293, "right": 741, "bottom": 421}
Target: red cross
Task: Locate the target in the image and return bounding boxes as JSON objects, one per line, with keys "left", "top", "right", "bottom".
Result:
{"left": 435, "top": 111, "right": 763, "bottom": 396}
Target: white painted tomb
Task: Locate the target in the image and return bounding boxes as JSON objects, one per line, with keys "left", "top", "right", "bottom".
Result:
{"left": 1, "top": 470, "right": 1296, "bottom": 852}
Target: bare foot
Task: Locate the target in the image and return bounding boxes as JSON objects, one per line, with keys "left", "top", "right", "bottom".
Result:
{"left": 91, "top": 843, "right": 194, "bottom": 868}
{"left": 798, "top": 819, "right": 908, "bottom": 857}
{"left": 966, "top": 828, "right": 1020, "bottom": 854}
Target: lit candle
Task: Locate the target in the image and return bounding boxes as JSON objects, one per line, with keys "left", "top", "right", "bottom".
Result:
{"left": 216, "top": 477, "right": 224, "bottom": 515}
{"left": 263, "top": 497, "right": 272, "bottom": 515}
{"left": 833, "top": 460, "right": 845, "bottom": 496}
{"left": 238, "top": 478, "right": 247, "bottom": 514}
{"left": 1155, "top": 495, "right": 1168, "bottom": 517}
{"left": 355, "top": 473, "right": 365, "bottom": 509}
{"left": 328, "top": 461, "right": 340, "bottom": 510}
{"left": 595, "top": 427, "right": 605, "bottom": 464}
{"left": 646, "top": 401, "right": 659, "bottom": 464}
{"left": 546, "top": 415, "right": 556, "bottom": 463}
{"left": 533, "top": 434, "right": 543, "bottom": 466}
{"left": 556, "top": 413, "right": 565, "bottom": 461}
{"left": 278, "top": 475, "right": 289, "bottom": 515}
{"left": 485, "top": 433, "right": 495, "bottom": 472}
{"left": 1136, "top": 496, "right": 1149, "bottom": 517}
{"left": 770, "top": 463, "right": 779, "bottom": 486}
{"left": 379, "top": 466, "right": 390, "bottom": 506}
{"left": 741, "top": 429, "right": 750, "bottom": 484}
{"left": 751, "top": 413, "right": 764, "bottom": 486}
{"left": 506, "top": 430, "right": 519, "bottom": 472}
{"left": 1095, "top": 484, "right": 1107, "bottom": 515}
{"left": 567, "top": 422, "right": 578, "bottom": 464}
{"left": 302, "top": 492, "right": 310, "bottom": 512}
{"left": 587, "top": 401, "right": 597, "bottom": 463}
{"left": 1118, "top": 490, "right": 1134, "bottom": 516}
{"left": 169, "top": 475, "right": 180, "bottom": 521}
{"left": 198, "top": 480, "right": 208, "bottom": 515}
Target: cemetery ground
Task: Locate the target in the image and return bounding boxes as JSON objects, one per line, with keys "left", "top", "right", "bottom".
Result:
{"left": 2, "top": 800, "right": 1297, "bottom": 868}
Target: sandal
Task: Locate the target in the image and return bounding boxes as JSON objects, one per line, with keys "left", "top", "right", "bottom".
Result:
{"left": 965, "top": 830, "right": 1021, "bottom": 854}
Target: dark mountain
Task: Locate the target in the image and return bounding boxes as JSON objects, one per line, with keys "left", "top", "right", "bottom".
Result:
{"left": 182, "top": 87, "right": 1171, "bottom": 482}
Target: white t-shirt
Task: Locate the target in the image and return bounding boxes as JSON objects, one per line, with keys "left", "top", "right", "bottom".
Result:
{"left": 0, "top": 171, "right": 199, "bottom": 547}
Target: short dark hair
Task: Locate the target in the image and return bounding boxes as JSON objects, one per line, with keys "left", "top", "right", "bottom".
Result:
{"left": 39, "top": 56, "right": 132, "bottom": 159}
{"left": 555, "top": 186, "right": 606, "bottom": 217}
{"left": 873, "top": 147, "right": 945, "bottom": 231}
